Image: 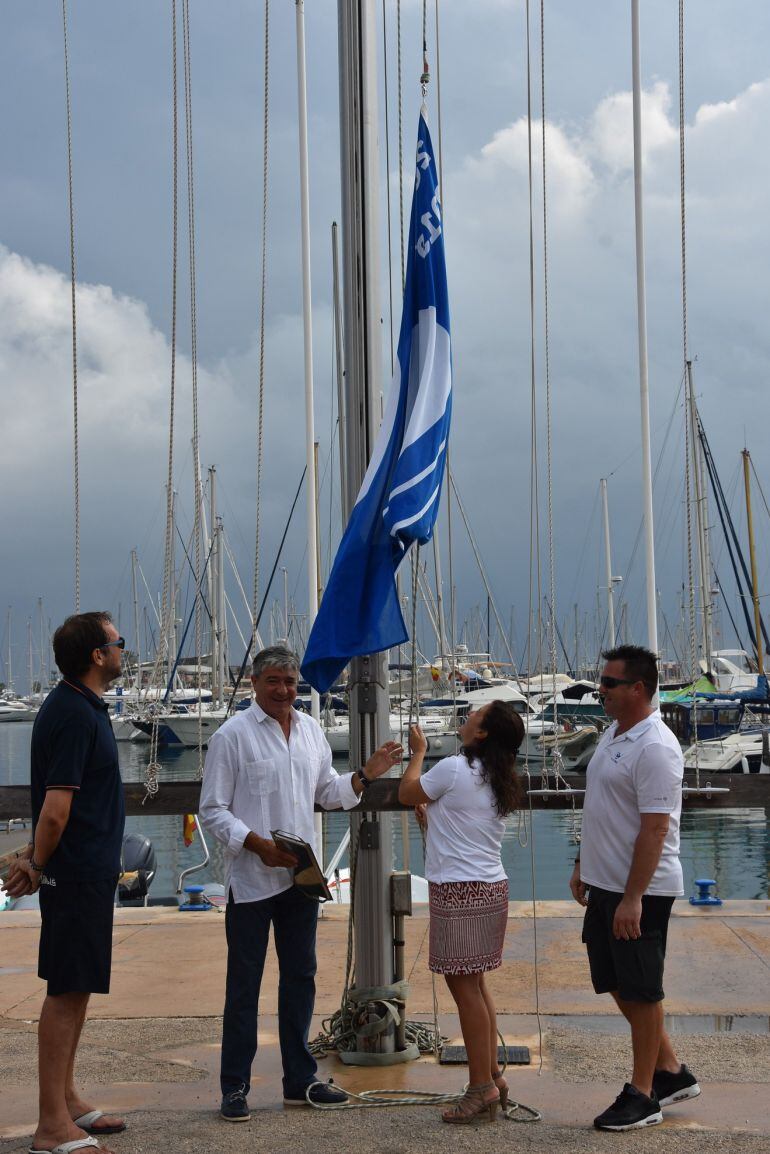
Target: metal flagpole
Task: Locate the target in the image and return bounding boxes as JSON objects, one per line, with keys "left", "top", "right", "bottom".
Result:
{"left": 631, "top": 0, "right": 659, "bottom": 679}
{"left": 338, "top": 0, "right": 395, "bottom": 1051}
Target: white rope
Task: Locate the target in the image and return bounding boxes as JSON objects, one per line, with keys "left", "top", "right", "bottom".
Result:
{"left": 61, "top": 0, "right": 80, "bottom": 613}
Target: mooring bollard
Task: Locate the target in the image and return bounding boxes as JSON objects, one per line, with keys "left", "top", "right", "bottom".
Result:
{"left": 689, "top": 878, "right": 722, "bottom": 906}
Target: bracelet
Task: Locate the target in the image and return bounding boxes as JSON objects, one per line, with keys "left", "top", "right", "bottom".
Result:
{"left": 30, "top": 859, "right": 44, "bottom": 872}
{"left": 356, "top": 768, "right": 371, "bottom": 789}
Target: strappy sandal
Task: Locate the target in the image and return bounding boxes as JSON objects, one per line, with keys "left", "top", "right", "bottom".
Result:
{"left": 492, "top": 1069, "right": 509, "bottom": 1111}
{"left": 442, "top": 1081, "right": 499, "bottom": 1124}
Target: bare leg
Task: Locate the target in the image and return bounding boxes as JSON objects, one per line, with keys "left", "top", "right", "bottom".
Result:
{"left": 34, "top": 991, "right": 116, "bottom": 1153}
{"left": 479, "top": 975, "right": 499, "bottom": 1076}
{"left": 609, "top": 991, "right": 665, "bottom": 1097}
{"left": 444, "top": 974, "right": 497, "bottom": 1091}
{"left": 610, "top": 991, "right": 680, "bottom": 1077}
{"left": 64, "top": 998, "right": 125, "bottom": 1133}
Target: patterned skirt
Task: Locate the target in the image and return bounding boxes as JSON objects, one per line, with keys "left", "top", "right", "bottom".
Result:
{"left": 428, "top": 879, "right": 509, "bottom": 975}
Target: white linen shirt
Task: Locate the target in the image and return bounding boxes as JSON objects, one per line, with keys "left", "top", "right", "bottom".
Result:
{"left": 579, "top": 709, "right": 684, "bottom": 897}
{"left": 199, "top": 701, "right": 360, "bottom": 903}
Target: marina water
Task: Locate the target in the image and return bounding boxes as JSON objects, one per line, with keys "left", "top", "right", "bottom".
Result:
{"left": 2, "top": 724, "right": 767, "bottom": 903}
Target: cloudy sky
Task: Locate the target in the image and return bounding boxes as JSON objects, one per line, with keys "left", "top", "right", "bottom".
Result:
{"left": 2, "top": 0, "right": 770, "bottom": 689}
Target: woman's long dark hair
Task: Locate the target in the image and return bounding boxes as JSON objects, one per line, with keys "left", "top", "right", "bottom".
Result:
{"left": 462, "top": 700, "right": 525, "bottom": 816}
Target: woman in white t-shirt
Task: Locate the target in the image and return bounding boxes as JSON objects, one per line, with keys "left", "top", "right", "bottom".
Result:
{"left": 399, "top": 701, "right": 524, "bottom": 1124}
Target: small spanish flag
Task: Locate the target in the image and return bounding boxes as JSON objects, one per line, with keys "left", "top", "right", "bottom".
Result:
{"left": 183, "top": 814, "right": 196, "bottom": 847}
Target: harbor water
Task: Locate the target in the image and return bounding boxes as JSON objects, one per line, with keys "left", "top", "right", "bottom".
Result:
{"left": 2, "top": 722, "right": 768, "bottom": 902}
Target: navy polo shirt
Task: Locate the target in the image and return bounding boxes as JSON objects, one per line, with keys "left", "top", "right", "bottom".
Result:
{"left": 31, "top": 679, "right": 125, "bottom": 881}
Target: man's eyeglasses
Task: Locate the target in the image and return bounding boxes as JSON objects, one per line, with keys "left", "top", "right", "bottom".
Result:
{"left": 101, "top": 637, "right": 126, "bottom": 651}
{"left": 599, "top": 675, "right": 637, "bottom": 689}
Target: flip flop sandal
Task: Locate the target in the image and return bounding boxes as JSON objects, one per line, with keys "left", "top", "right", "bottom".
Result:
{"left": 73, "top": 1111, "right": 127, "bottom": 1136}
{"left": 29, "top": 1138, "right": 100, "bottom": 1154}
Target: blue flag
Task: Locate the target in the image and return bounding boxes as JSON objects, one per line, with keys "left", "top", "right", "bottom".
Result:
{"left": 301, "top": 108, "right": 451, "bottom": 693}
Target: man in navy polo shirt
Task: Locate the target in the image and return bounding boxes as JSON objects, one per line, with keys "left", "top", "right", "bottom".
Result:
{"left": 6, "top": 611, "right": 127, "bottom": 1154}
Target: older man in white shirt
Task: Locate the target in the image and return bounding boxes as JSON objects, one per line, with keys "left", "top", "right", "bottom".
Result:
{"left": 200, "top": 645, "right": 401, "bottom": 1120}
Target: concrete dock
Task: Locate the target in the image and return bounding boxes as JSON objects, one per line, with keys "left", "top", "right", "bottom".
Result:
{"left": 1, "top": 900, "right": 769, "bottom": 1152}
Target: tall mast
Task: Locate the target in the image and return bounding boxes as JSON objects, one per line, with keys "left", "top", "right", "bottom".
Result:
{"left": 27, "top": 618, "right": 33, "bottom": 697}
{"left": 295, "top": 0, "right": 323, "bottom": 860}
{"left": 209, "top": 466, "right": 220, "bottom": 704}
{"left": 687, "top": 362, "right": 713, "bottom": 675}
{"left": 601, "top": 478, "right": 617, "bottom": 648}
{"left": 743, "top": 448, "right": 769, "bottom": 768}
{"left": 742, "top": 450, "right": 764, "bottom": 679}
{"left": 168, "top": 488, "right": 178, "bottom": 687}
{"left": 38, "top": 597, "right": 46, "bottom": 690}
{"left": 338, "top": 0, "right": 395, "bottom": 1048}
{"left": 131, "top": 549, "right": 142, "bottom": 691}
{"left": 631, "top": 0, "right": 659, "bottom": 669}
{"left": 6, "top": 606, "right": 12, "bottom": 694}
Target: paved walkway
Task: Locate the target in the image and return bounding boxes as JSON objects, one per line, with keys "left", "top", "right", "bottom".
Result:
{"left": 1, "top": 900, "right": 769, "bottom": 1149}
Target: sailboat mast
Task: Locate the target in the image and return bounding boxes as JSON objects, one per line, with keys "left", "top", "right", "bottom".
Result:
{"left": 294, "top": 0, "right": 324, "bottom": 863}
{"left": 338, "top": 0, "right": 395, "bottom": 1042}
{"left": 131, "top": 549, "right": 141, "bottom": 691}
{"left": 631, "top": 0, "right": 659, "bottom": 667}
{"left": 742, "top": 449, "right": 764, "bottom": 678}
{"left": 601, "top": 478, "right": 616, "bottom": 647}
{"left": 687, "top": 361, "right": 713, "bottom": 674}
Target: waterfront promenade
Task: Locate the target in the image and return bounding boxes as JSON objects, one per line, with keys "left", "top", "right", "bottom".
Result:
{"left": 1, "top": 899, "right": 768, "bottom": 1152}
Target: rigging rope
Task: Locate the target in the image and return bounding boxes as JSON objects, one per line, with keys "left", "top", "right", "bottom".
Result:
{"left": 61, "top": 0, "right": 80, "bottom": 613}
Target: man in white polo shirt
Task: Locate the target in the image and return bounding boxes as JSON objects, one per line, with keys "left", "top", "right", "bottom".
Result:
{"left": 569, "top": 645, "right": 700, "bottom": 1132}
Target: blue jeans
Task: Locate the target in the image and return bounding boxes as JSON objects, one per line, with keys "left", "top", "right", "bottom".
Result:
{"left": 220, "top": 885, "right": 319, "bottom": 1097}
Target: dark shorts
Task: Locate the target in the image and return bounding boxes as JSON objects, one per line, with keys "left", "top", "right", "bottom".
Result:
{"left": 38, "top": 875, "right": 118, "bottom": 996}
{"left": 581, "top": 885, "right": 675, "bottom": 1004}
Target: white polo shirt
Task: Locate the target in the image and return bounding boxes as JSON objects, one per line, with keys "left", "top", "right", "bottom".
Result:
{"left": 199, "top": 701, "right": 360, "bottom": 903}
{"left": 579, "top": 710, "right": 684, "bottom": 897}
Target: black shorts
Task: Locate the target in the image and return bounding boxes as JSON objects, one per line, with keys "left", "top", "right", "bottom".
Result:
{"left": 581, "top": 885, "right": 675, "bottom": 1004}
{"left": 38, "top": 875, "right": 118, "bottom": 996}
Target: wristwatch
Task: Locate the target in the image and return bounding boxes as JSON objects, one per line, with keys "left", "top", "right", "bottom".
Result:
{"left": 356, "top": 768, "right": 371, "bottom": 789}
{"left": 30, "top": 858, "right": 44, "bottom": 872}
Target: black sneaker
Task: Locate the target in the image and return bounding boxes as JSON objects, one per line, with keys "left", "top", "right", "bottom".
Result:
{"left": 594, "top": 1084, "right": 663, "bottom": 1131}
{"left": 221, "top": 1085, "right": 250, "bottom": 1122}
{"left": 283, "top": 1079, "right": 348, "bottom": 1107}
{"left": 653, "top": 1063, "right": 701, "bottom": 1107}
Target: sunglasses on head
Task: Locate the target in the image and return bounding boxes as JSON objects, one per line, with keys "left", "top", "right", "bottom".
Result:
{"left": 599, "top": 675, "right": 637, "bottom": 689}
{"left": 101, "top": 637, "right": 126, "bottom": 651}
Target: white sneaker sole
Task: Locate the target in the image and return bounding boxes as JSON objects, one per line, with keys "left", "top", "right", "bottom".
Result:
{"left": 596, "top": 1111, "right": 663, "bottom": 1131}
{"left": 658, "top": 1084, "right": 701, "bottom": 1108}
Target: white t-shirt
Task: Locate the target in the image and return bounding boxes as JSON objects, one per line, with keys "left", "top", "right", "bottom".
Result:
{"left": 419, "top": 754, "right": 507, "bottom": 884}
{"left": 580, "top": 710, "right": 684, "bottom": 897}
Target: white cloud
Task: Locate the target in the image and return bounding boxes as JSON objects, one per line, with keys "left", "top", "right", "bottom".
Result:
{"left": 586, "top": 80, "right": 678, "bottom": 174}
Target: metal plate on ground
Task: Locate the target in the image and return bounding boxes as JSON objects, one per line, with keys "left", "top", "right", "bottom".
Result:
{"left": 440, "top": 1044, "right": 530, "bottom": 1065}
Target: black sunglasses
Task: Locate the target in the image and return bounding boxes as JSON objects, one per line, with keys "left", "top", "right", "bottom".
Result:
{"left": 101, "top": 637, "right": 126, "bottom": 651}
{"left": 599, "top": 675, "right": 637, "bottom": 689}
